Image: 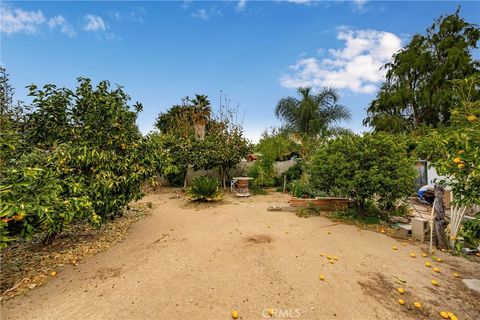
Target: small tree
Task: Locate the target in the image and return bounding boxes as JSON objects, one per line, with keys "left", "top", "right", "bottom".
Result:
{"left": 307, "top": 132, "right": 417, "bottom": 218}
{"left": 420, "top": 75, "right": 480, "bottom": 248}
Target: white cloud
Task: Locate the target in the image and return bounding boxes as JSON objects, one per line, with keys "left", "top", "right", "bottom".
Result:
{"left": 0, "top": 5, "right": 45, "bottom": 34}
{"left": 83, "top": 14, "right": 106, "bottom": 32}
{"left": 236, "top": 0, "right": 247, "bottom": 12}
{"left": 280, "top": 28, "right": 402, "bottom": 94}
{"left": 191, "top": 9, "right": 209, "bottom": 20}
{"left": 353, "top": 0, "right": 368, "bottom": 10}
{"left": 108, "top": 8, "right": 145, "bottom": 23}
{"left": 286, "top": 0, "right": 313, "bottom": 4}
{"left": 48, "top": 15, "right": 76, "bottom": 38}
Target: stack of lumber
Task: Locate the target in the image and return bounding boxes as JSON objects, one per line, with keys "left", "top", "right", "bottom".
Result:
{"left": 288, "top": 197, "right": 350, "bottom": 211}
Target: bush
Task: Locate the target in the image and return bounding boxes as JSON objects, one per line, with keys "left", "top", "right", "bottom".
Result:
{"left": 1, "top": 77, "right": 161, "bottom": 246}
{"left": 248, "top": 157, "right": 276, "bottom": 189}
{"left": 458, "top": 214, "right": 480, "bottom": 248}
{"left": 307, "top": 132, "right": 417, "bottom": 218}
{"left": 188, "top": 176, "right": 222, "bottom": 201}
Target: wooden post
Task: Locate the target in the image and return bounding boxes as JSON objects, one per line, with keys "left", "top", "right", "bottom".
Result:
{"left": 429, "top": 199, "right": 436, "bottom": 254}
{"left": 433, "top": 185, "right": 448, "bottom": 249}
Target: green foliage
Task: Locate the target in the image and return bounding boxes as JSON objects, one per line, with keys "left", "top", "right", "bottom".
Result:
{"left": 307, "top": 132, "right": 417, "bottom": 217}
{"left": 248, "top": 158, "right": 276, "bottom": 189}
{"left": 275, "top": 87, "right": 350, "bottom": 137}
{"left": 255, "top": 129, "right": 300, "bottom": 161}
{"left": 188, "top": 176, "right": 222, "bottom": 201}
{"left": 0, "top": 75, "right": 160, "bottom": 247}
{"left": 458, "top": 214, "right": 480, "bottom": 248}
{"left": 365, "top": 9, "right": 480, "bottom": 132}
{"left": 154, "top": 98, "right": 249, "bottom": 189}
{"left": 418, "top": 75, "right": 480, "bottom": 207}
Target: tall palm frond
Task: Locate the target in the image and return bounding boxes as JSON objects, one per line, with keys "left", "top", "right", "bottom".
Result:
{"left": 274, "top": 86, "right": 350, "bottom": 137}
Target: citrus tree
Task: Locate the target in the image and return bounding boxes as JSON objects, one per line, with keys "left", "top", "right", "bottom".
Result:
{"left": 420, "top": 75, "right": 480, "bottom": 248}
{"left": 1, "top": 76, "right": 161, "bottom": 246}
{"left": 307, "top": 132, "right": 417, "bottom": 218}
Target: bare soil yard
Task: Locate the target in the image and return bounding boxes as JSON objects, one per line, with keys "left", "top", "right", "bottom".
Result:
{"left": 1, "top": 192, "right": 479, "bottom": 320}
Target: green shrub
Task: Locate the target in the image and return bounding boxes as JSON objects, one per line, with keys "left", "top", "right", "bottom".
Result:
{"left": 0, "top": 77, "right": 161, "bottom": 247}
{"left": 248, "top": 157, "right": 276, "bottom": 189}
{"left": 307, "top": 132, "right": 417, "bottom": 218}
{"left": 188, "top": 176, "right": 222, "bottom": 201}
{"left": 458, "top": 214, "right": 480, "bottom": 248}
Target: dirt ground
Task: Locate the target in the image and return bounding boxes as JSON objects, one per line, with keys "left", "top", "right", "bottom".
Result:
{"left": 1, "top": 192, "right": 479, "bottom": 320}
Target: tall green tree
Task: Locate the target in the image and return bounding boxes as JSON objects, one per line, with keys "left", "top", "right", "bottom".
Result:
{"left": 364, "top": 9, "right": 480, "bottom": 132}
{"left": 275, "top": 87, "right": 350, "bottom": 137}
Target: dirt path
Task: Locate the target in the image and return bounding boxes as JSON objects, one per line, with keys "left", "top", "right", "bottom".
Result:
{"left": 2, "top": 192, "right": 479, "bottom": 320}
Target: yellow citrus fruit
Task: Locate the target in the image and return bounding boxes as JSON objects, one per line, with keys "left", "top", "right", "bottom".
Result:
{"left": 453, "top": 272, "right": 459, "bottom": 278}
{"left": 433, "top": 267, "right": 440, "bottom": 273}
{"left": 231, "top": 310, "right": 239, "bottom": 319}
{"left": 398, "top": 299, "right": 405, "bottom": 305}
{"left": 329, "top": 260, "right": 334, "bottom": 264}
{"left": 397, "top": 287, "right": 405, "bottom": 294}
{"left": 421, "top": 253, "right": 427, "bottom": 257}
{"left": 268, "top": 309, "right": 274, "bottom": 316}
{"left": 380, "top": 229, "right": 385, "bottom": 233}
{"left": 326, "top": 255, "right": 332, "bottom": 259}
{"left": 467, "top": 114, "right": 478, "bottom": 122}
{"left": 410, "top": 253, "right": 416, "bottom": 258}
{"left": 413, "top": 302, "right": 422, "bottom": 309}
{"left": 448, "top": 313, "right": 459, "bottom": 320}
{"left": 320, "top": 253, "right": 324, "bottom": 257}
{"left": 450, "top": 236, "right": 457, "bottom": 240}
{"left": 319, "top": 274, "right": 325, "bottom": 281}
{"left": 402, "top": 242, "right": 407, "bottom": 246}
{"left": 439, "top": 311, "right": 449, "bottom": 319}
{"left": 453, "top": 157, "right": 462, "bottom": 164}
{"left": 431, "top": 279, "right": 438, "bottom": 286}
{"left": 392, "top": 246, "right": 397, "bottom": 250}
{"left": 458, "top": 150, "right": 465, "bottom": 154}
{"left": 50, "top": 271, "right": 57, "bottom": 277}
{"left": 333, "top": 256, "right": 338, "bottom": 260}
{"left": 458, "top": 163, "right": 465, "bottom": 169}
{"left": 436, "top": 258, "right": 442, "bottom": 262}
{"left": 425, "top": 262, "right": 432, "bottom": 267}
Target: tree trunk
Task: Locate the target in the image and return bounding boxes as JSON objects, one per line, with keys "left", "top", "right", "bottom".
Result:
{"left": 183, "top": 169, "right": 188, "bottom": 189}
{"left": 433, "top": 185, "right": 448, "bottom": 249}
{"left": 221, "top": 167, "right": 227, "bottom": 190}
{"left": 43, "top": 232, "right": 57, "bottom": 246}
{"left": 357, "top": 200, "right": 366, "bottom": 220}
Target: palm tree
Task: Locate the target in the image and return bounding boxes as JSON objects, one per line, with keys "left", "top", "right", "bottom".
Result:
{"left": 275, "top": 87, "right": 350, "bottom": 137}
{"left": 190, "top": 94, "right": 211, "bottom": 139}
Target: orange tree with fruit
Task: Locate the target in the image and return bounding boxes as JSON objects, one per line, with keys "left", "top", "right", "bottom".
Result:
{"left": 419, "top": 75, "right": 480, "bottom": 248}
{"left": 0, "top": 74, "right": 161, "bottom": 246}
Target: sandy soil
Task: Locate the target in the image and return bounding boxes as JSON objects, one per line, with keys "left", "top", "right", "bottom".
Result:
{"left": 1, "top": 192, "right": 479, "bottom": 320}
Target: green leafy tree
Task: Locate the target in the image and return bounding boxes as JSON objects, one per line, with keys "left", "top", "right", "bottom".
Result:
{"left": 203, "top": 117, "right": 250, "bottom": 189}
{"left": 275, "top": 87, "right": 350, "bottom": 138}
{"left": 365, "top": 9, "right": 480, "bottom": 132}
{"left": 307, "top": 132, "right": 417, "bottom": 217}
{"left": 1, "top": 76, "right": 160, "bottom": 246}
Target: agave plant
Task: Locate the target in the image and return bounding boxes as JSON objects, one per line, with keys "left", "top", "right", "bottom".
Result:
{"left": 188, "top": 176, "right": 222, "bottom": 201}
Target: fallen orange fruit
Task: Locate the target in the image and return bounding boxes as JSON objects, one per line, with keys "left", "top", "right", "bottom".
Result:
{"left": 232, "top": 310, "right": 239, "bottom": 319}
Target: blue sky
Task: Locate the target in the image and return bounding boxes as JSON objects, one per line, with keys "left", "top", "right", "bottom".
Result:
{"left": 1, "top": 1, "right": 479, "bottom": 142}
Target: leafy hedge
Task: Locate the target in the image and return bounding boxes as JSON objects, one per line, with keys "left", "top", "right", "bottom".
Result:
{"left": 307, "top": 132, "right": 417, "bottom": 217}
{"left": 1, "top": 76, "right": 161, "bottom": 246}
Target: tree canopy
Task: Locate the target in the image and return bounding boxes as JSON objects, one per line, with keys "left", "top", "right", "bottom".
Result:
{"left": 275, "top": 87, "right": 350, "bottom": 137}
{"left": 364, "top": 9, "right": 480, "bottom": 133}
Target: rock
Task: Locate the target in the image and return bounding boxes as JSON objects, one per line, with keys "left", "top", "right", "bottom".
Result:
{"left": 389, "top": 216, "right": 410, "bottom": 224}
{"left": 462, "top": 279, "right": 480, "bottom": 294}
